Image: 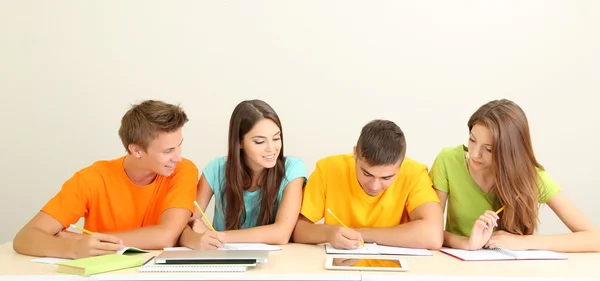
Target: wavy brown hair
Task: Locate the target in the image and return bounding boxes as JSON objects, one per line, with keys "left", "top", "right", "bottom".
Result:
{"left": 468, "top": 99, "right": 543, "bottom": 235}
{"left": 223, "top": 100, "right": 285, "bottom": 230}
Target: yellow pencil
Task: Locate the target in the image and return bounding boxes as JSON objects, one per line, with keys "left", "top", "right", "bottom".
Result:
{"left": 70, "top": 224, "right": 92, "bottom": 234}
{"left": 194, "top": 201, "right": 216, "bottom": 232}
{"left": 495, "top": 206, "right": 505, "bottom": 214}
{"left": 327, "top": 208, "right": 365, "bottom": 247}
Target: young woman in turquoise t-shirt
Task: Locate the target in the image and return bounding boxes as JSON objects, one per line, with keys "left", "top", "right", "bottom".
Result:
{"left": 430, "top": 99, "right": 599, "bottom": 252}
{"left": 179, "top": 100, "right": 307, "bottom": 250}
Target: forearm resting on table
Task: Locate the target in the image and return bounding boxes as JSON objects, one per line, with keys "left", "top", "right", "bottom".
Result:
{"left": 292, "top": 219, "right": 334, "bottom": 244}
{"left": 224, "top": 223, "right": 294, "bottom": 245}
{"left": 359, "top": 219, "right": 443, "bottom": 249}
{"left": 525, "top": 231, "right": 600, "bottom": 252}
{"left": 13, "top": 227, "right": 78, "bottom": 258}
{"left": 110, "top": 224, "right": 182, "bottom": 249}
{"left": 443, "top": 231, "right": 471, "bottom": 249}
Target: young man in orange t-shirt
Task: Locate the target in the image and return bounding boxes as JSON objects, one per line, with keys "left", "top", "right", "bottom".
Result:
{"left": 13, "top": 100, "right": 198, "bottom": 259}
{"left": 292, "top": 120, "right": 443, "bottom": 250}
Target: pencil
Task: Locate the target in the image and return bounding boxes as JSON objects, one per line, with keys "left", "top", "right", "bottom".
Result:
{"left": 70, "top": 224, "right": 92, "bottom": 234}
{"left": 326, "top": 209, "right": 365, "bottom": 247}
{"left": 194, "top": 201, "right": 216, "bottom": 232}
{"left": 495, "top": 206, "right": 505, "bottom": 214}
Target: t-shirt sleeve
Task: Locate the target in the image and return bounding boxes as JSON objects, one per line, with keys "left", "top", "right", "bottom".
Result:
{"left": 537, "top": 169, "right": 561, "bottom": 203}
{"left": 406, "top": 167, "right": 440, "bottom": 213}
{"left": 161, "top": 159, "right": 199, "bottom": 214}
{"left": 41, "top": 168, "right": 95, "bottom": 229}
{"left": 429, "top": 149, "right": 449, "bottom": 193}
{"left": 279, "top": 157, "right": 308, "bottom": 198}
{"left": 202, "top": 157, "right": 226, "bottom": 198}
{"left": 299, "top": 160, "right": 327, "bottom": 223}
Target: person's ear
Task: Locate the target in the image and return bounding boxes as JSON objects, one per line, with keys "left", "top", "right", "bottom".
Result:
{"left": 128, "top": 144, "right": 143, "bottom": 158}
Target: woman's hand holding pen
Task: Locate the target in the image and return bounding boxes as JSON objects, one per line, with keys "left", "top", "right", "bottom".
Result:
{"left": 195, "top": 230, "right": 226, "bottom": 250}
{"left": 468, "top": 210, "right": 499, "bottom": 250}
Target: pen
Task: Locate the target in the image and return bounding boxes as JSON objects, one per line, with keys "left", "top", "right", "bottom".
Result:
{"left": 326, "top": 208, "right": 365, "bottom": 248}
{"left": 70, "top": 224, "right": 92, "bottom": 234}
{"left": 194, "top": 201, "right": 216, "bottom": 232}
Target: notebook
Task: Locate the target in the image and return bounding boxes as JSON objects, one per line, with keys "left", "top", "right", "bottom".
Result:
{"left": 440, "top": 248, "right": 568, "bottom": 261}
{"left": 116, "top": 246, "right": 149, "bottom": 255}
{"left": 138, "top": 257, "right": 248, "bottom": 272}
{"left": 324, "top": 243, "right": 432, "bottom": 256}
{"left": 56, "top": 254, "right": 146, "bottom": 276}
{"left": 31, "top": 246, "right": 149, "bottom": 264}
{"left": 164, "top": 243, "right": 281, "bottom": 251}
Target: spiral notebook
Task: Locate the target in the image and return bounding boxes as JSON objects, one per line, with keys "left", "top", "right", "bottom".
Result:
{"left": 138, "top": 257, "right": 248, "bottom": 272}
{"left": 440, "top": 248, "right": 568, "bottom": 261}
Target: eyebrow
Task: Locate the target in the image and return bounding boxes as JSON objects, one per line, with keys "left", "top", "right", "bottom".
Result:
{"left": 252, "top": 131, "right": 281, "bottom": 139}
{"left": 361, "top": 168, "right": 396, "bottom": 178}
{"left": 470, "top": 133, "right": 492, "bottom": 146}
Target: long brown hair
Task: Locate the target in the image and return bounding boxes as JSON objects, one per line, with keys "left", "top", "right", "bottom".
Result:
{"left": 223, "top": 100, "right": 285, "bottom": 230}
{"left": 468, "top": 99, "right": 543, "bottom": 235}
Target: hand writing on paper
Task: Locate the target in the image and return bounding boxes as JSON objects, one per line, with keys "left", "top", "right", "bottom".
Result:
{"left": 485, "top": 230, "right": 527, "bottom": 250}
{"left": 195, "top": 230, "right": 226, "bottom": 250}
{"left": 192, "top": 218, "right": 209, "bottom": 233}
{"left": 71, "top": 233, "right": 124, "bottom": 259}
{"left": 327, "top": 226, "right": 364, "bottom": 250}
{"left": 467, "top": 210, "right": 499, "bottom": 250}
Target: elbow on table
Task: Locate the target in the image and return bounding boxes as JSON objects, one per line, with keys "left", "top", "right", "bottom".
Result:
{"left": 423, "top": 226, "right": 444, "bottom": 250}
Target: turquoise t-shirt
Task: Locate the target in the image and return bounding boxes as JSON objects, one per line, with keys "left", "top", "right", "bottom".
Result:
{"left": 203, "top": 156, "right": 307, "bottom": 231}
{"left": 429, "top": 145, "right": 560, "bottom": 237}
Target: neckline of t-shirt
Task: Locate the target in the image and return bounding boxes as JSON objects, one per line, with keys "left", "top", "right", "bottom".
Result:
{"left": 119, "top": 156, "right": 160, "bottom": 189}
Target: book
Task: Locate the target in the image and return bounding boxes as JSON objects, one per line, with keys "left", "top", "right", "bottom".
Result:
{"left": 56, "top": 254, "right": 146, "bottom": 276}
{"left": 138, "top": 257, "right": 248, "bottom": 272}
{"left": 116, "top": 246, "right": 149, "bottom": 255}
{"left": 440, "top": 248, "right": 568, "bottom": 261}
{"left": 324, "top": 243, "right": 432, "bottom": 256}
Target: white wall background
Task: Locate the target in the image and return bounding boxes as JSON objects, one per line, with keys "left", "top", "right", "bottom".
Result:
{"left": 1, "top": 1, "right": 598, "bottom": 243}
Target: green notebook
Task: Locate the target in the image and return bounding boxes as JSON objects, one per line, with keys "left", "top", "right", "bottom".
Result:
{"left": 56, "top": 254, "right": 146, "bottom": 276}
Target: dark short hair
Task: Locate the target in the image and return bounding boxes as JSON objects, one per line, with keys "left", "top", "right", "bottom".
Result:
{"left": 356, "top": 119, "right": 406, "bottom": 166}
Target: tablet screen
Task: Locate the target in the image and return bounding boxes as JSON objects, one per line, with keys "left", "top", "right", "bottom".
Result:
{"left": 332, "top": 258, "right": 402, "bottom": 268}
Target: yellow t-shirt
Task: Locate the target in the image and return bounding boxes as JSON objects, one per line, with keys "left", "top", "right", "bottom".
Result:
{"left": 300, "top": 154, "right": 439, "bottom": 228}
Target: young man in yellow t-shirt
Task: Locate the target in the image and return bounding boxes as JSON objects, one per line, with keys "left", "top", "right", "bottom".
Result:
{"left": 292, "top": 120, "right": 443, "bottom": 250}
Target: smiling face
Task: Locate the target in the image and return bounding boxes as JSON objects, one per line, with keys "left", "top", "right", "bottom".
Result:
{"left": 467, "top": 123, "right": 494, "bottom": 171}
{"left": 240, "top": 118, "right": 282, "bottom": 172}
{"left": 131, "top": 128, "right": 184, "bottom": 177}
{"left": 354, "top": 146, "right": 402, "bottom": 196}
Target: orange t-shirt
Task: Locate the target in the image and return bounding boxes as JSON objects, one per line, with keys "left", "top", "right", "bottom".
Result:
{"left": 41, "top": 156, "right": 198, "bottom": 233}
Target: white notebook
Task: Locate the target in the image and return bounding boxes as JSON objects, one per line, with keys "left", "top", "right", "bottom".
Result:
{"left": 164, "top": 243, "right": 281, "bottom": 251}
{"left": 441, "top": 248, "right": 568, "bottom": 261}
{"left": 325, "top": 243, "right": 432, "bottom": 256}
{"left": 138, "top": 257, "right": 248, "bottom": 272}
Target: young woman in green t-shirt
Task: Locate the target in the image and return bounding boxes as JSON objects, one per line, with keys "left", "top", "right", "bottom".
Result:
{"left": 430, "top": 99, "right": 599, "bottom": 252}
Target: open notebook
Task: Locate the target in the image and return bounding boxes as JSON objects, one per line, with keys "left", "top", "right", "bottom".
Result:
{"left": 138, "top": 257, "right": 248, "bottom": 273}
{"left": 441, "top": 248, "right": 568, "bottom": 261}
{"left": 325, "top": 243, "right": 432, "bottom": 256}
{"left": 164, "top": 243, "right": 281, "bottom": 251}
{"left": 31, "top": 246, "right": 149, "bottom": 265}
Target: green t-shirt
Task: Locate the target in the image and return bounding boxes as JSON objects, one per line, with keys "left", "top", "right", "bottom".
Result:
{"left": 429, "top": 145, "right": 560, "bottom": 237}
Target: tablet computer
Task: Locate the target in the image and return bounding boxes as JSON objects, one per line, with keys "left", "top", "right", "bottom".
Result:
{"left": 324, "top": 255, "right": 408, "bottom": 272}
